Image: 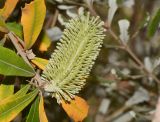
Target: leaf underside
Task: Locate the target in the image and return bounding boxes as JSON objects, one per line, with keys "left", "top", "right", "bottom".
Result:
{"left": 41, "top": 13, "right": 105, "bottom": 103}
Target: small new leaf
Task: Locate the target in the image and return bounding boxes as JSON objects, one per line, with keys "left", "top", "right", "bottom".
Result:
{"left": 118, "top": 19, "right": 130, "bottom": 44}
{"left": 108, "top": 0, "right": 118, "bottom": 27}
{"left": 41, "top": 13, "right": 105, "bottom": 103}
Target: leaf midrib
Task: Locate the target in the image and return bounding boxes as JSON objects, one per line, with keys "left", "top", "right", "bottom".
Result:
{"left": 27, "top": 1, "right": 37, "bottom": 48}
{"left": 0, "top": 90, "right": 38, "bottom": 119}
{"left": 0, "top": 58, "right": 34, "bottom": 76}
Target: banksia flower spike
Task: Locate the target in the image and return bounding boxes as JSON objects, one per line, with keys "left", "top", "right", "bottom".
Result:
{"left": 41, "top": 13, "right": 105, "bottom": 103}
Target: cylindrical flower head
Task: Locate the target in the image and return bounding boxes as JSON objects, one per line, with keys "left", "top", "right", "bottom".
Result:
{"left": 41, "top": 13, "right": 105, "bottom": 103}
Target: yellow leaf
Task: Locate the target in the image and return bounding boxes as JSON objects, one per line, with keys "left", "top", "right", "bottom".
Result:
{"left": 0, "top": 84, "right": 14, "bottom": 101}
{"left": 0, "top": 16, "right": 8, "bottom": 33}
{"left": 31, "top": 57, "right": 48, "bottom": 70}
{"left": 61, "top": 96, "right": 89, "bottom": 122}
{"left": 0, "top": 0, "right": 19, "bottom": 20}
{"left": 39, "top": 32, "right": 51, "bottom": 52}
{"left": 21, "top": 0, "right": 46, "bottom": 49}
{"left": 39, "top": 96, "right": 48, "bottom": 122}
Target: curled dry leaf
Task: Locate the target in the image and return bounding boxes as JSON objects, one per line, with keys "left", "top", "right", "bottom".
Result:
{"left": 61, "top": 96, "right": 89, "bottom": 122}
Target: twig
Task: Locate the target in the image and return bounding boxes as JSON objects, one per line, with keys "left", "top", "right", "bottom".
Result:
{"left": 85, "top": 0, "right": 98, "bottom": 16}
{"left": 105, "top": 105, "right": 129, "bottom": 122}
{"left": 64, "top": 0, "right": 87, "bottom": 7}
{"left": 51, "top": 9, "right": 59, "bottom": 27}
{"left": 12, "top": 32, "right": 25, "bottom": 47}
{"left": 124, "top": 74, "right": 146, "bottom": 80}
{"left": 104, "top": 44, "right": 125, "bottom": 50}
{"left": 8, "top": 32, "right": 31, "bottom": 66}
{"left": 105, "top": 28, "right": 160, "bottom": 84}
{"left": 7, "top": 32, "right": 45, "bottom": 88}
{"left": 107, "top": 29, "right": 120, "bottom": 44}
{"left": 44, "top": 9, "right": 59, "bottom": 29}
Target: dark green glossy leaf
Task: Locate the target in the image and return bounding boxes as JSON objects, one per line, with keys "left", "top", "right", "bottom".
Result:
{"left": 0, "top": 46, "right": 35, "bottom": 77}
{"left": 26, "top": 96, "right": 39, "bottom": 122}
{"left": 147, "top": 8, "right": 160, "bottom": 37}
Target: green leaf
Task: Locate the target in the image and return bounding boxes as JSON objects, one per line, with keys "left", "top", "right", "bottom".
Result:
{"left": 26, "top": 96, "right": 39, "bottom": 122}
{"left": 0, "top": 89, "right": 38, "bottom": 122}
{"left": 0, "top": 77, "right": 14, "bottom": 101}
{"left": 41, "top": 13, "right": 105, "bottom": 103}
{"left": 13, "top": 85, "right": 31, "bottom": 98}
{"left": 147, "top": 8, "right": 160, "bottom": 37}
{"left": 2, "top": 84, "right": 31, "bottom": 104}
{"left": 6, "top": 22, "right": 23, "bottom": 39}
{"left": 0, "top": 46, "right": 35, "bottom": 77}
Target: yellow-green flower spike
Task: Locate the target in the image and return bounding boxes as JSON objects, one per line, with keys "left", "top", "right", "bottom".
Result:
{"left": 41, "top": 13, "right": 105, "bottom": 103}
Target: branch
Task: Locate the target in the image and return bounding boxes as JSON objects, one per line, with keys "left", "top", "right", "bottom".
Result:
{"left": 105, "top": 28, "right": 160, "bottom": 83}
{"left": 7, "top": 32, "right": 44, "bottom": 87}
{"left": 8, "top": 32, "right": 31, "bottom": 66}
